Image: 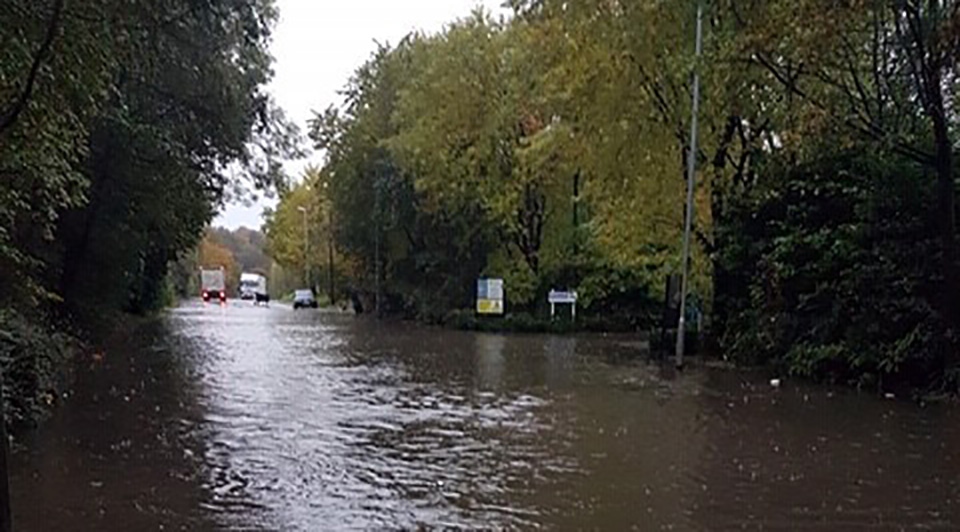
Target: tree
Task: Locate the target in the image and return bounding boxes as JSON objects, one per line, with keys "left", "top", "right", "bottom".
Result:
{"left": 285, "top": 0, "right": 959, "bottom": 389}
{"left": 263, "top": 167, "right": 343, "bottom": 296}
{"left": 49, "top": 0, "right": 294, "bottom": 317}
{"left": 308, "top": 37, "right": 489, "bottom": 315}
{"left": 1, "top": 0, "right": 296, "bottom": 316}
{"left": 0, "top": 0, "right": 120, "bottom": 306}
{"left": 301, "top": 6, "right": 684, "bottom": 320}
{"left": 0, "top": 0, "right": 67, "bottom": 135}
{"left": 719, "top": 0, "right": 960, "bottom": 370}
{"left": 0, "top": 3, "right": 298, "bottom": 520}
{"left": 209, "top": 227, "right": 271, "bottom": 275}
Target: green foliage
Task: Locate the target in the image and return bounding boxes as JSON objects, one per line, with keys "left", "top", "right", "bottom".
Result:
{"left": 0, "top": 1, "right": 294, "bottom": 427}
{"left": 306, "top": 34, "right": 498, "bottom": 317}
{"left": 712, "top": 0, "right": 960, "bottom": 391}
{"left": 283, "top": 0, "right": 958, "bottom": 394}
{"left": 297, "top": 6, "right": 699, "bottom": 325}
{"left": 50, "top": 0, "right": 293, "bottom": 319}
{"left": 718, "top": 150, "right": 948, "bottom": 389}
{"left": 0, "top": 310, "right": 76, "bottom": 428}
{"left": 1, "top": 0, "right": 294, "bottom": 313}
{"left": 263, "top": 166, "right": 347, "bottom": 297}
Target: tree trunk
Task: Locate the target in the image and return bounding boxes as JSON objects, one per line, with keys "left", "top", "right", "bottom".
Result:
{"left": 933, "top": 111, "right": 957, "bottom": 371}
{"left": 708, "top": 115, "right": 741, "bottom": 348}
{"left": 923, "top": 48, "right": 958, "bottom": 372}
{"left": 0, "top": 0, "right": 66, "bottom": 136}
{"left": 0, "top": 378, "right": 11, "bottom": 532}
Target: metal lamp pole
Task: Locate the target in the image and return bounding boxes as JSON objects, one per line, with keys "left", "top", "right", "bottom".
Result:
{"left": 324, "top": 181, "right": 335, "bottom": 304}
{"left": 374, "top": 177, "right": 381, "bottom": 317}
{"left": 327, "top": 211, "right": 335, "bottom": 304}
{"left": 297, "top": 206, "right": 309, "bottom": 290}
{"left": 676, "top": 2, "right": 704, "bottom": 368}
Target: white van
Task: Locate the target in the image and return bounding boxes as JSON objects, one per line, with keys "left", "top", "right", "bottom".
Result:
{"left": 239, "top": 273, "right": 269, "bottom": 304}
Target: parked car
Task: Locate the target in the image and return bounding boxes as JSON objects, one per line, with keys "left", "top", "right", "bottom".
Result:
{"left": 292, "top": 289, "right": 318, "bottom": 309}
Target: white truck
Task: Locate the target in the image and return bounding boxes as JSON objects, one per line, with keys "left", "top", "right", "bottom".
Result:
{"left": 200, "top": 267, "right": 227, "bottom": 303}
{"left": 239, "top": 272, "right": 269, "bottom": 305}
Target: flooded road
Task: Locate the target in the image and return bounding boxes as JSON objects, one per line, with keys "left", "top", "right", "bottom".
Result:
{"left": 10, "top": 301, "right": 960, "bottom": 530}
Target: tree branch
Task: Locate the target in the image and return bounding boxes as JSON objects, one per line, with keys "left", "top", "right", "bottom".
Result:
{"left": 752, "top": 50, "right": 935, "bottom": 165}
{"left": 896, "top": 1, "right": 934, "bottom": 111}
{"left": 0, "top": 0, "right": 66, "bottom": 135}
{"left": 872, "top": 8, "right": 887, "bottom": 129}
{"left": 838, "top": 33, "right": 875, "bottom": 122}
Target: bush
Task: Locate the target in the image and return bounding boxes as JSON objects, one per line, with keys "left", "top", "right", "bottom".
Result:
{"left": 715, "top": 150, "right": 950, "bottom": 390}
{"left": 445, "top": 308, "right": 640, "bottom": 334}
{"left": 0, "top": 310, "right": 78, "bottom": 428}
{"left": 443, "top": 309, "right": 478, "bottom": 330}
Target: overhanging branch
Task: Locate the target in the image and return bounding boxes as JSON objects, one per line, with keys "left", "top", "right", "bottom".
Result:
{"left": 0, "top": 0, "right": 66, "bottom": 135}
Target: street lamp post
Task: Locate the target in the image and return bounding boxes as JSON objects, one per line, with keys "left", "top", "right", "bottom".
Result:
{"left": 373, "top": 170, "right": 382, "bottom": 317}
{"left": 325, "top": 184, "right": 335, "bottom": 305}
{"left": 676, "top": 3, "right": 704, "bottom": 369}
{"left": 297, "top": 206, "right": 309, "bottom": 290}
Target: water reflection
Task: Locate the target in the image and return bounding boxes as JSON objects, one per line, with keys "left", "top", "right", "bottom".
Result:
{"left": 9, "top": 314, "right": 211, "bottom": 530}
{"left": 475, "top": 334, "right": 505, "bottom": 391}
{"left": 10, "top": 301, "right": 960, "bottom": 529}
{"left": 543, "top": 335, "right": 577, "bottom": 389}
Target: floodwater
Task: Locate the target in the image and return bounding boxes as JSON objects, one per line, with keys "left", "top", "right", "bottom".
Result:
{"left": 10, "top": 301, "right": 960, "bottom": 530}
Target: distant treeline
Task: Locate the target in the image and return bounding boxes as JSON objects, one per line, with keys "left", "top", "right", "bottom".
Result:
{"left": 169, "top": 227, "right": 302, "bottom": 300}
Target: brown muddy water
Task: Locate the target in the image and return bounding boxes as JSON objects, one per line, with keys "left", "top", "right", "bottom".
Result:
{"left": 9, "top": 300, "right": 960, "bottom": 530}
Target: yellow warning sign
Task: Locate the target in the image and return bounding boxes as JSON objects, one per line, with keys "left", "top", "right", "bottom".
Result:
{"left": 477, "top": 299, "right": 504, "bottom": 315}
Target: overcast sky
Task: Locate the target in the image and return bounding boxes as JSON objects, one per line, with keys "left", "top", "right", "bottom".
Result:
{"left": 214, "top": 0, "right": 508, "bottom": 230}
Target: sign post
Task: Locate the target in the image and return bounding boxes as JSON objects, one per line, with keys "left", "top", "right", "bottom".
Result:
{"left": 476, "top": 278, "right": 505, "bottom": 315}
{"left": 548, "top": 290, "right": 578, "bottom": 322}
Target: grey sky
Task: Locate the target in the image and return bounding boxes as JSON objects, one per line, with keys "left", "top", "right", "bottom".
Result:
{"left": 214, "top": 0, "right": 508, "bottom": 230}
